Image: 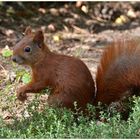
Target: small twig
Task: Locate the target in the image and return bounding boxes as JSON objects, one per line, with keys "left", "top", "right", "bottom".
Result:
{"left": 0, "top": 64, "right": 5, "bottom": 71}
{"left": 81, "top": 58, "right": 99, "bottom": 62}
{"left": 0, "top": 64, "right": 7, "bottom": 75}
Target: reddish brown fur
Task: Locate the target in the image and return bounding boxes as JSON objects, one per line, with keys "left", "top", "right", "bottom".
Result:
{"left": 12, "top": 27, "right": 95, "bottom": 112}
{"left": 95, "top": 39, "right": 140, "bottom": 105}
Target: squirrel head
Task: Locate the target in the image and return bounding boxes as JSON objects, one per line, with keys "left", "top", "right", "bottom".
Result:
{"left": 12, "top": 26, "right": 48, "bottom": 66}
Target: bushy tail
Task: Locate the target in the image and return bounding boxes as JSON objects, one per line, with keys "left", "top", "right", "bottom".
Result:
{"left": 95, "top": 39, "right": 140, "bottom": 105}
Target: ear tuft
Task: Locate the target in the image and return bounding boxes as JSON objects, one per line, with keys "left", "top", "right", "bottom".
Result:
{"left": 33, "top": 30, "right": 44, "bottom": 45}
{"left": 24, "top": 26, "right": 32, "bottom": 35}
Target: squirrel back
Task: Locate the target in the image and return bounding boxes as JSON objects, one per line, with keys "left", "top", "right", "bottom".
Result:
{"left": 95, "top": 39, "right": 140, "bottom": 105}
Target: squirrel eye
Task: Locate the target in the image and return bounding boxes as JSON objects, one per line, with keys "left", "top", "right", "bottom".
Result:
{"left": 24, "top": 47, "right": 31, "bottom": 52}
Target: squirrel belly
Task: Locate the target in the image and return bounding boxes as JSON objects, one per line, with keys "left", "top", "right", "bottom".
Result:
{"left": 95, "top": 39, "right": 140, "bottom": 105}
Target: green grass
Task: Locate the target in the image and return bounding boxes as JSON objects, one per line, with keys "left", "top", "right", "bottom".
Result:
{"left": 0, "top": 96, "right": 140, "bottom": 138}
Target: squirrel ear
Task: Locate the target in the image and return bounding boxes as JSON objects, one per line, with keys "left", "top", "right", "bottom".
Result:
{"left": 24, "top": 26, "right": 32, "bottom": 35}
{"left": 33, "top": 30, "right": 44, "bottom": 45}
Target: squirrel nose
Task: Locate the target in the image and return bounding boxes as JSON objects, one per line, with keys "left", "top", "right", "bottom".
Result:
{"left": 12, "top": 57, "right": 17, "bottom": 62}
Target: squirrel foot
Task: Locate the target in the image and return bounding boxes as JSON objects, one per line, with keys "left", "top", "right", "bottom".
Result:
{"left": 16, "top": 87, "right": 27, "bottom": 102}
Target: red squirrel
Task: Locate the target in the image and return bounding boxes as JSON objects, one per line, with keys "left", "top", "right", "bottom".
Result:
{"left": 94, "top": 39, "right": 140, "bottom": 105}
{"left": 12, "top": 27, "right": 95, "bottom": 111}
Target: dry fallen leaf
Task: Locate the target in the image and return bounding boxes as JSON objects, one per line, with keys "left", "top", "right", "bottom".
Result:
{"left": 48, "top": 24, "right": 56, "bottom": 32}
{"left": 127, "top": 9, "right": 136, "bottom": 18}
{"left": 81, "top": 5, "right": 88, "bottom": 13}
{"left": 38, "top": 8, "right": 46, "bottom": 14}
{"left": 115, "top": 15, "right": 129, "bottom": 25}
{"left": 5, "top": 29, "right": 14, "bottom": 37}
{"left": 53, "top": 35, "right": 61, "bottom": 42}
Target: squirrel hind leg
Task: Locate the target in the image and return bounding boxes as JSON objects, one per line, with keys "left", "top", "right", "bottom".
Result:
{"left": 47, "top": 93, "right": 88, "bottom": 113}
{"left": 47, "top": 93, "right": 75, "bottom": 110}
{"left": 132, "top": 86, "right": 140, "bottom": 96}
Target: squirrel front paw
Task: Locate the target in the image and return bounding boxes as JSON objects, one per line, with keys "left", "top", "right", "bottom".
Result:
{"left": 16, "top": 87, "right": 27, "bottom": 102}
